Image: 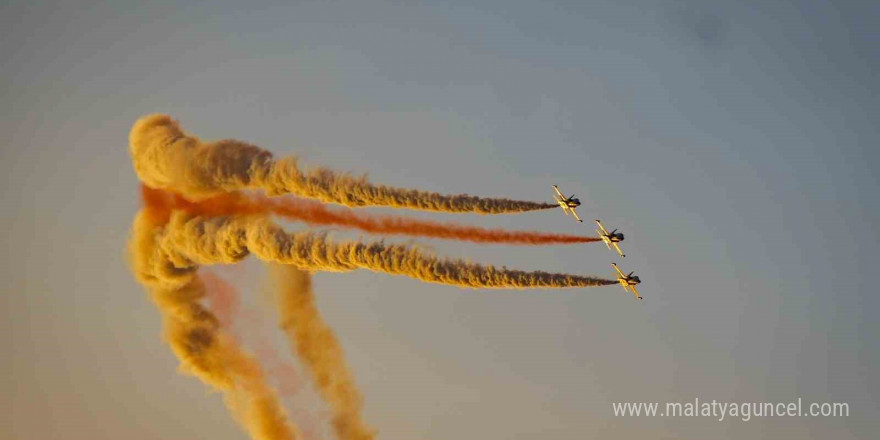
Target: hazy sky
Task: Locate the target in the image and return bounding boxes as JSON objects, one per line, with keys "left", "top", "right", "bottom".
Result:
{"left": 2, "top": 1, "right": 877, "bottom": 439}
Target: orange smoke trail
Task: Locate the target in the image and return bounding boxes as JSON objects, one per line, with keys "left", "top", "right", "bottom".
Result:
{"left": 201, "top": 268, "right": 326, "bottom": 439}
{"left": 130, "top": 209, "right": 302, "bottom": 440}
{"left": 151, "top": 211, "right": 618, "bottom": 289}
{"left": 202, "top": 269, "right": 305, "bottom": 400}
{"left": 130, "top": 114, "right": 557, "bottom": 213}
{"left": 143, "top": 185, "right": 599, "bottom": 246}
{"left": 271, "top": 264, "right": 375, "bottom": 440}
{"left": 202, "top": 270, "right": 240, "bottom": 329}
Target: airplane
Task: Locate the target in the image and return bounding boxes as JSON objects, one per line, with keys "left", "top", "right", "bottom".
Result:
{"left": 595, "top": 219, "right": 626, "bottom": 257}
{"left": 552, "top": 185, "right": 582, "bottom": 222}
{"left": 612, "top": 263, "right": 642, "bottom": 300}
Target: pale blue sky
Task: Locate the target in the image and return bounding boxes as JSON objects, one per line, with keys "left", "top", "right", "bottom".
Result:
{"left": 2, "top": 1, "right": 877, "bottom": 439}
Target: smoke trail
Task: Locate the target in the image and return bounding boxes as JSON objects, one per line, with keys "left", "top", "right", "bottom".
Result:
{"left": 130, "top": 114, "right": 557, "bottom": 213}
{"left": 271, "top": 264, "right": 375, "bottom": 440}
{"left": 130, "top": 210, "right": 301, "bottom": 440}
{"left": 153, "top": 211, "right": 618, "bottom": 289}
{"left": 143, "top": 185, "right": 598, "bottom": 246}
{"left": 202, "top": 269, "right": 306, "bottom": 400}
{"left": 202, "top": 270, "right": 239, "bottom": 329}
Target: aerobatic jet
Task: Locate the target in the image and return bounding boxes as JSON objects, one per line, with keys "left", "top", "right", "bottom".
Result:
{"left": 595, "top": 219, "right": 626, "bottom": 257}
{"left": 612, "top": 263, "right": 642, "bottom": 300}
{"left": 552, "top": 185, "right": 582, "bottom": 222}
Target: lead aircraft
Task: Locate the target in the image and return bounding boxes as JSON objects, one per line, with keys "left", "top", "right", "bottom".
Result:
{"left": 613, "top": 263, "right": 642, "bottom": 300}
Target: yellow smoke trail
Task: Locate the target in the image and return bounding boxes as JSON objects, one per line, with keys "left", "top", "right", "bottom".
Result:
{"left": 271, "top": 264, "right": 376, "bottom": 440}
{"left": 143, "top": 184, "right": 599, "bottom": 246}
{"left": 130, "top": 114, "right": 557, "bottom": 213}
{"left": 130, "top": 210, "right": 301, "bottom": 440}
{"left": 155, "top": 211, "right": 618, "bottom": 289}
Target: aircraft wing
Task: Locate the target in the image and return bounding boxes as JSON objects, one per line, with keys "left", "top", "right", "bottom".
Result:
{"left": 552, "top": 185, "right": 565, "bottom": 198}
{"left": 628, "top": 285, "right": 642, "bottom": 300}
{"left": 599, "top": 233, "right": 612, "bottom": 249}
{"left": 570, "top": 208, "right": 583, "bottom": 222}
{"left": 594, "top": 220, "right": 609, "bottom": 234}
{"left": 612, "top": 263, "right": 625, "bottom": 278}
{"left": 612, "top": 243, "right": 625, "bottom": 258}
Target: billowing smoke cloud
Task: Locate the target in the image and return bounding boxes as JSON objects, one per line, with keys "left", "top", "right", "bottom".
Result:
{"left": 142, "top": 185, "right": 599, "bottom": 246}
{"left": 129, "top": 114, "right": 620, "bottom": 439}
{"left": 151, "top": 211, "right": 617, "bottom": 289}
{"left": 130, "top": 114, "right": 557, "bottom": 213}
{"left": 271, "top": 264, "right": 375, "bottom": 440}
{"left": 130, "top": 211, "right": 302, "bottom": 440}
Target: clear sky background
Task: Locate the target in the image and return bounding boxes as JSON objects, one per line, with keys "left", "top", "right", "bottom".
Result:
{"left": 2, "top": 0, "right": 877, "bottom": 439}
